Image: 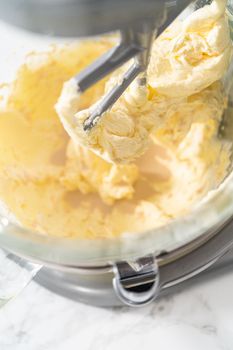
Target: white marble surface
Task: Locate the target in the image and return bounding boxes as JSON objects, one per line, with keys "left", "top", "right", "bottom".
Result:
{"left": 0, "top": 268, "right": 232, "bottom": 350}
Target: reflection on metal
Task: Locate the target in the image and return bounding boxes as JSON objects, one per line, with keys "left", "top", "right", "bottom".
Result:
{"left": 113, "top": 255, "right": 159, "bottom": 306}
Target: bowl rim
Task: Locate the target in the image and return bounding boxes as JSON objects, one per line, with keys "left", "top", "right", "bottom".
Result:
{"left": 0, "top": 169, "right": 233, "bottom": 266}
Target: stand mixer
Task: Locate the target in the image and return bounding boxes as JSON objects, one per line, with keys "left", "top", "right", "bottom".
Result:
{"left": 0, "top": 0, "right": 233, "bottom": 308}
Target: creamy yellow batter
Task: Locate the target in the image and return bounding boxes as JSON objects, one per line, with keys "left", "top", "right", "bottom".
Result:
{"left": 57, "top": 0, "right": 231, "bottom": 164}
{"left": 0, "top": 0, "right": 231, "bottom": 238}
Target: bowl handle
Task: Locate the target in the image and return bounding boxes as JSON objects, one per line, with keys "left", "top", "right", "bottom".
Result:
{"left": 0, "top": 249, "right": 41, "bottom": 308}
{"left": 113, "top": 254, "right": 160, "bottom": 307}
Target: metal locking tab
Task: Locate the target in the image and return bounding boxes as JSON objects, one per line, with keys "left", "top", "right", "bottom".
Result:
{"left": 113, "top": 255, "right": 159, "bottom": 307}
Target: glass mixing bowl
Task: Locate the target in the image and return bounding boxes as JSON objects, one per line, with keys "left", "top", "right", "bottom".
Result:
{"left": 0, "top": 0, "right": 233, "bottom": 307}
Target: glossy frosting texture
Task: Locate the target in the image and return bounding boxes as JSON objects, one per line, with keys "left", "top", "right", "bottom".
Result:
{"left": 57, "top": 0, "right": 231, "bottom": 164}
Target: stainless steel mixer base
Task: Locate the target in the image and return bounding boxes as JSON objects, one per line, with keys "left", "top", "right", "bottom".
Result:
{"left": 35, "top": 250, "right": 233, "bottom": 307}
{"left": 35, "top": 218, "right": 233, "bottom": 307}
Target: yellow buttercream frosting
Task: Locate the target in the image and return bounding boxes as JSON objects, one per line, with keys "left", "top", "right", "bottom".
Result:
{"left": 56, "top": 0, "right": 232, "bottom": 164}
{"left": 148, "top": 0, "right": 232, "bottom": 97}
{"left": 0, "top": 0, "right": 231, "bottom": 238}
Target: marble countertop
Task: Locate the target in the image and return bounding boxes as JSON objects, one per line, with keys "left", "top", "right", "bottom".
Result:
{"left": 0, "top": 264, "right": 233, "bottom": 350}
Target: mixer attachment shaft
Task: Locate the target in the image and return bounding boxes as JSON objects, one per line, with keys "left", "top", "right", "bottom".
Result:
{"left": 74, "top": 22, "right": 156, "bottom": 131}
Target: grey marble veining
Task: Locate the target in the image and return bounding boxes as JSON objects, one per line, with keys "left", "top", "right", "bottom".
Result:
{"left": 0, "top": 270, "right": 232, "bottom": 350}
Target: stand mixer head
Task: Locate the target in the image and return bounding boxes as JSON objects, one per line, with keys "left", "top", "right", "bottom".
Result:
{"left": 0, "top": 0, "right": 193, "bottom": 37}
